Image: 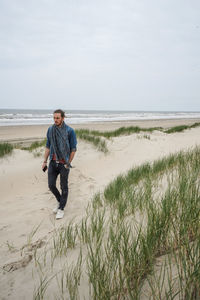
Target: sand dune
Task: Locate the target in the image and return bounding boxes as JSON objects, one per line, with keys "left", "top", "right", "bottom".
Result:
{"left": 0, "top": 120, "right": 200, "bottom": 299}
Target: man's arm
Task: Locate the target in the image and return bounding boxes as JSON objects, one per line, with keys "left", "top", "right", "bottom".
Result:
{"left": 68, "top": 151, "right": 76, "bottom": 165}
{"left": 42, "top": 127, "right": 51, "bottom": 170}
{"left": 67, "top": 127, "right": 77, "bottom": 166}
{"left": 42, "top": 147, "right": 50, "bottom": 170}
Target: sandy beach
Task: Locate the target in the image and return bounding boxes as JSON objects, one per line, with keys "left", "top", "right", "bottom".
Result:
{"left": 1, "top": 118, "right": 200, "bottom": 144}
{"left": 0, "top": 118, "right": 200, "bottom": 299}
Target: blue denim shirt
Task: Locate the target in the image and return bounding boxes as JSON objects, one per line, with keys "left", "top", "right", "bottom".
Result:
{"left": 46, "top": 124, "right": 77, "bottom": 162}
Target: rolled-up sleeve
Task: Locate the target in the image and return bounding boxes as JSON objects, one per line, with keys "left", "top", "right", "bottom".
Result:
{"left": 69, "top": 128, "right": 77, "bottom": 152}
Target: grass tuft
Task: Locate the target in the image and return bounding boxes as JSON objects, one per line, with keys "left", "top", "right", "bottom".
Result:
{"left": 21, "top": 139, "right": 46, "bottom": 151}
{"left": 76, "top": 130, "right": 108, "bottom": 153}
{"left": 0, "top": 143, "right": 13, "bottom": 157}
{"left": 165, "top": 122, "right": 200, "bottom": 134}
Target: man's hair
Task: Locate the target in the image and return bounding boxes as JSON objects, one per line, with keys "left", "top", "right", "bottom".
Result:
{"left": 53, "top": 109, "right": 65, "bottom": 118}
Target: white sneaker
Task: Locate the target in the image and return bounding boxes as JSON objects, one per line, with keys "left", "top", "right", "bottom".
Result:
{"left": 53, "top": 206, "right": 59, "bottom": 214}
{"left": 56, "top": 209, "right": 64, "bottom": 219}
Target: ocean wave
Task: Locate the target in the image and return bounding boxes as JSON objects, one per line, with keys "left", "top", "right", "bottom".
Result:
{"left": 0, "top": 110, "right": 200, "bottom": 126}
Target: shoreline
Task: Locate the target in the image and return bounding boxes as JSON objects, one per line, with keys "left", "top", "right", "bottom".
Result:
{"left": 0, "top": 118, "right": 200, "bottom": 145}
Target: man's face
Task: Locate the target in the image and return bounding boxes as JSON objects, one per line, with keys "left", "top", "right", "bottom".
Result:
{"left": 54, "top": 113, "right": 64, "bottom": 126}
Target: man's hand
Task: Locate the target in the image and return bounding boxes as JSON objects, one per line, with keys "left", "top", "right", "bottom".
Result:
{"left": 42, "top": 147, "right": 50, "bottom": 171}
{"left": 42, "top": 161, "right": 47, "bottom": 171}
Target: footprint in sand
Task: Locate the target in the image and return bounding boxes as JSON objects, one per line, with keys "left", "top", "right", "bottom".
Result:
{"left": 73, "top": 169, "right": 87, "bottom": 180}
{"left": 0, "top": 225, "right": 10, "bottom": 231}
{"left": 89, "top": 184, "right": 95, "bottom": 189}
{"left": 87, "top": 177, "right": 96, "bottom": 183}
{"left": 78, "top": 173, "right": 87, "bottom": 180}
{"left": 43, "top": 191, "right": 51, "bottom": 195}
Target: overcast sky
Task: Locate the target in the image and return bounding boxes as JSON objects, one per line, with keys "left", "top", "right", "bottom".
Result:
{"left": 0, "top": 0, "right": 199, "bottom": 111}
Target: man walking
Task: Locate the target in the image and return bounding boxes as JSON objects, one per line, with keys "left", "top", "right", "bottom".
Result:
{"left": 42, "top": 109, "right": 77, "bottom": 219}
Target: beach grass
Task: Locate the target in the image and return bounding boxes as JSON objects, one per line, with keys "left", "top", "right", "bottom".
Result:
{"left": 21, "top": 139, "right": 46, "bottom": 151}
{"left": 165, "top": 122, "right": 200, "bottom": 134}
{"left": 74, "top": 121, "right": 200, "bottom": 153}
{"left": 1, "top": 122, "right": 199, "bottom": 157}
{"left": 75, "top": 121, "right": 200, "bottom": 140}
{"left": 76, "top": 126, "right": 162, "bottom": 139}
{"left": 76, "top": 130, "right": 108, "bottom": 153}
{"left": 0, "top": 142, "right": 13, "bottom": 157}
{"left": 32, "top": 146, "right": 200, "bottom": 299}
{"left": 85, "top": 147, "right": 200, "bottom": 299}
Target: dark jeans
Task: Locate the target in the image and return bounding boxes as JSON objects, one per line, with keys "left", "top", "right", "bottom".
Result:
{"left": 48, "top": 160, "right": 70, "bottom": 210}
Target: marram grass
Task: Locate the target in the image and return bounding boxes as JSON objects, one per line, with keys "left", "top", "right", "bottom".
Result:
{"left": 32, "top": 146, "right": 200, "bottom": 299}
{"left": 0, "top": 142, "right": 13, "bottom": 157}
{"left": 21, "top": 139, "right": 46, "bottom": 151}
{"left": 1, "top": 121, "right": 199, "bottom": 157}
{"left": 75, "top": 121, "right": 200, "bottom": 153}
{"left": 165, "top": 121, "right": 200, "bottom": 134}
{"left": 76, "top": 131, "right": 108, "bottom": 153}
{"left": 75, "top": 121, "right": 200, "bottom": 140}
{"left": 75, "top": 126, "right": 162, "bottom": 140}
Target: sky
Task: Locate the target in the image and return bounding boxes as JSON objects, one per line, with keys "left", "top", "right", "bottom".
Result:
{"left": 0, "top": 0, "right": 199, "bottom": 111}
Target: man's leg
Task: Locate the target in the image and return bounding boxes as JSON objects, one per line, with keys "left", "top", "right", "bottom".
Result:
{"left": 59, "top": 165, "right": 70, "bottom": 210}
{"left": 48, "top": 161, "right": 61, "bottom": 206}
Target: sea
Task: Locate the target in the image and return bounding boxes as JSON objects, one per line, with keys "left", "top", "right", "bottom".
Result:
{"left": 0, "top": 109, "right": 200, "bottom": 126}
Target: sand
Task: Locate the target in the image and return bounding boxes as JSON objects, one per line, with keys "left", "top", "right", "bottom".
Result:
{"left": 0, "top": 118, "right": 200, "bottom": 299}
{"left": 0, "top": 118, "right": 200, "bottom": 144}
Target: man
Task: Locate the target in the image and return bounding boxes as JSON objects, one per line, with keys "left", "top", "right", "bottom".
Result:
{"left": 42, "top": 109, "right": 77, "bottom": 219}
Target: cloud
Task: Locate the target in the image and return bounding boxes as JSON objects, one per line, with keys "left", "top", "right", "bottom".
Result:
{"left": 0, "top": 0, "right": 199, "bottom": 110}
